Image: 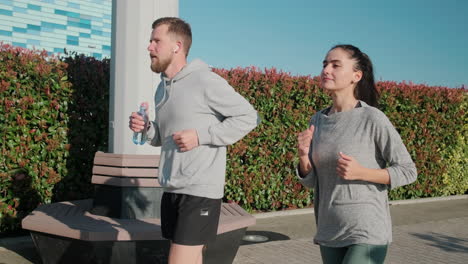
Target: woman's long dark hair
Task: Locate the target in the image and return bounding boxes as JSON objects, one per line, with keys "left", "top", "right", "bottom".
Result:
{"left": 331, "top": 44, "right": 379, "bottom": 107}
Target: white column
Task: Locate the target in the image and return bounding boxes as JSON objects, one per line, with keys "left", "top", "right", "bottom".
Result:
{"left": 109, "top": 0, "right": 178, "bottom": 154}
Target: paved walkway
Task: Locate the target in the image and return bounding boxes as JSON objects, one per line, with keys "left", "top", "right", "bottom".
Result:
{"left": 234, "top": 217, "right": 468, "bottom": 264}
{"left": 1, "top": 196, "right": 467, "bottom": 263}
{"left": 234, "top": 196, "right": 468, "bottom": 264}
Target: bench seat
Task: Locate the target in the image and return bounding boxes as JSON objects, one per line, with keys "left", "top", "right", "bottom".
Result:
{"left": 22, "top": 199, "right": 255, "bottom": 242}
{"left": 21, "top": 152, "right": 254, "bottom": 263}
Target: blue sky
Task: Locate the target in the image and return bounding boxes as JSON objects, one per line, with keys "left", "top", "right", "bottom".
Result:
{"left": 180, "top": 0, "right": 467, "bottom": 88}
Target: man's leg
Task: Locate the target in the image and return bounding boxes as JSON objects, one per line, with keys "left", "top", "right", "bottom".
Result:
{"left": 162, "top": 193, "right": 221, "bottom": 264}
{"left": 168, "top": 243, "right": 204, "bottom": 264}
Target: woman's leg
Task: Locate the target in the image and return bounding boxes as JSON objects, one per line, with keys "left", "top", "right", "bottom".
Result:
{"left": 319, "top": 245, "right": 348, "bottom": 264}
{"left": 343, "top": 244, "right": 388, "bottom": 264}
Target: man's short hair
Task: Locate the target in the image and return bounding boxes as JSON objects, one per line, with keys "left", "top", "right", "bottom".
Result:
{"left": 152, "top": 17, "right": 192, "bottom": 57}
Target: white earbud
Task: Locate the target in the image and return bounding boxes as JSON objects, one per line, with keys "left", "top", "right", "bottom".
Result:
{"left": 173, "top": 46, "right": 178, "bottom": 53}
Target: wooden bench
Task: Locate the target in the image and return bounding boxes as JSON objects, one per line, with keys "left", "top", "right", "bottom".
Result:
{"left": 22, "top": 199, "right": 255, "bottom": 241}
{"left": 22, "top": 152, "right": 255, "bottom": 264}
{"left": 91, "top": 152, "right": 161, "bottom": 188}
{"left": 90, "top": 152, "right": 163, "bottom": 219}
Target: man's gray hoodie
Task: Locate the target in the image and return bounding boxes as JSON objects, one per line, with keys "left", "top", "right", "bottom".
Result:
{"left": 146, "top": 59, "right": 259, "bottom": 199}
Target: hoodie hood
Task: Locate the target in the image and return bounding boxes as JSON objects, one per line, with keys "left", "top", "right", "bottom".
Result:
{"left": 161, "top": 59, "right": 211, "bottom": 82}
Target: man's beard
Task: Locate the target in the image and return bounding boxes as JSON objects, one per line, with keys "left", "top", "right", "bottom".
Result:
{"left": 151, "top": 56, "right": 171, "bottom": 73}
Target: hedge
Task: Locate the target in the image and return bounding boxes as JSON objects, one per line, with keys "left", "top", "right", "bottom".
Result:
{"left": 0, "top": 46, "right": 109, "bottom": 233}
{"left": 1, "top": 47, "right": 466, "bottom": 233}
{"left": 0, "top": 44, "right": 71, "bottom": 232}
{"left": 51, "top": 52, "right": 110, "bottom": 203}
{"left": 377, "top": 82, "right": 467, "bottom": 199}
{"left": 216, "top": 68, "right": 467, "bottom": 210}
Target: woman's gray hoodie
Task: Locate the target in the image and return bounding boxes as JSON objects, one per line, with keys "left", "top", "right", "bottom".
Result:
{"left": 146, "top": 59, "right": 259, "bottom": 199}
{"left": 297, "top": 102, "right": 417, "bottom": 246}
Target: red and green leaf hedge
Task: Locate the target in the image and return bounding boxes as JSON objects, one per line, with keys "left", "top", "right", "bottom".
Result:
{"left": 0, "top": 47, "right": 466, "bottom": 233}
{"left": 217, "top": 68, "right": 466, "bottom": 211}
{"left": 0, "top": 44, "right": 71, "bottom": 232}
{"left": 51, "top": 52, "right": 110, "bottom": 203}
{"left": 0, "top": 46, "right": 109, "bottom": 233}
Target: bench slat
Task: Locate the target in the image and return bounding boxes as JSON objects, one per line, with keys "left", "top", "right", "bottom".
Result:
{"left": 222, "top": 203, "right": 248, "bottom": 217}
{"left": 93, "top": 156, "right": 160, "bottom": 167}
{"left": 217, "top": 215, "right": 255, "bottom": 234}
{"left": 93, "top": 165, "right": 159, "bottom": 177}
{"left": 91, "top": 175, "right": 161, "bottom": 187}
{"left": 94, "top": 152, "right": 159, "bottom": 158}
{"left": 224, "top": 203, "right": 251, "bottom": 217}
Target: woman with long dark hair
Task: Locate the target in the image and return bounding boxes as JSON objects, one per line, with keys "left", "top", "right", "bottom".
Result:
{"left": 297, "top": 45, "right": 417, "bottom": 264}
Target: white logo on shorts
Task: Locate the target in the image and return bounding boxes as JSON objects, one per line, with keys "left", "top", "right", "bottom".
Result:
{"left": 200, "top": 209, "right": 209, "bottom": 216}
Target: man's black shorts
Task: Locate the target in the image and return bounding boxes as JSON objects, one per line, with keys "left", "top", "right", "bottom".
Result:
{"left": 161, "top": 192, "right": 222, "bottom": 245}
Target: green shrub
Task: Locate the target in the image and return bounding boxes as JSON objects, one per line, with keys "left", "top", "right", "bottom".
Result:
{"left": 0, "top": 47, "right": 109, "bottom": 233}
{"left": 438, "top": 96, "right": 468, "bottom": 195}
{"left": 52, "top": 53, "right": 110, "bottom": 202}
{"left": 0, "top": 47, "right": 466, "bottom": 232}
{"left": 0, "top": 44, "right": 71, "bottom": 232}
{"left": 214, "top": 68, "right": 467, "bottom": 211}
{"left": 378, "top": 82, "right": 467, "bottom": 199}
{"left": 214, "top": 68, "right": 328, "bottom": 211}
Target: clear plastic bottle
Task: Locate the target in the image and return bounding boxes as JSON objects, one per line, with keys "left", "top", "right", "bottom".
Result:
{"left": 132, "top": 105, "right": 149, "bottom": 145}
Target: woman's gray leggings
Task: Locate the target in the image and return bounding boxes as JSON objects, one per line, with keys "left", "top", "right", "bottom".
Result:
{"left": 319, "top": 244, "right": 388, "bottom": 264}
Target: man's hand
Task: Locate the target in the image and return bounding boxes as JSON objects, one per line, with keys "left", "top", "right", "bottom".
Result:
{"left": 336, "top": 152, "right": 364, "bottom": 180}
{"left": 173, "top": 129, "right": 199, "bottom": 152}
{"left": 129, "top": 102, "right": 149, "bottom": 132}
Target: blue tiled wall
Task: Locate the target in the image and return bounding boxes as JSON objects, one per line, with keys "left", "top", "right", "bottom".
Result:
{"left": 13, "top": 42, "right": 26, "bottom": 48}
{"left": 0, "top": 0, "right": 112, "bottom": 59}
{"left": 0, "top": 30, "right": 12, "bottom": 36}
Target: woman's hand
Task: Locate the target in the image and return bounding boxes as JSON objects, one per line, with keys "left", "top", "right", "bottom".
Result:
{"left": 298, "top": 125, "right": 314, "bottom": 158}
{"left": 336, "top": 152, "right": 364, "bottom": 180}
{"left": 297, "top": 125, "right": 314, "bottom": 177}
{"left": 337, "top": 152, "right": 391, "bottom": 184}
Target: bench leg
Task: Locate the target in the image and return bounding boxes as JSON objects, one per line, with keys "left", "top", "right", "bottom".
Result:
{"left": 203, "top": 228, "right": 247, "bottom": 264}
{"left": 30, "top": 231, "right": 171, "bottom": 264}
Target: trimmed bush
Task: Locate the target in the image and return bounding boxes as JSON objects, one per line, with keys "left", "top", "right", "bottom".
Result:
{"left": 0, "top": 47, "right": 109, "bottom": 233}
{"left": 378, "top": 82, "right": 467, "bottom": 199}
{"left": 214, "top": 68, "right": 326, "bottom": 211}
{"left": 52, "top": 53, "right": 110, "bottom": 202}
{"left": 0, "top": 44, "right": 71, "bottom": 232}
{"left": 0, "top": 48, "right": 466, "bottom": 232}
{"left": 214, "top": 68, "right": 467, "bottom": 212}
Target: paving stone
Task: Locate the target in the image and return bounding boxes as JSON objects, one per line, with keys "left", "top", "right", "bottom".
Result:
{"left": 2, "top": 197, "right": 468, "bottom": 264}
{"left": 234, "top": 217, "right": 468, "bottom": 264}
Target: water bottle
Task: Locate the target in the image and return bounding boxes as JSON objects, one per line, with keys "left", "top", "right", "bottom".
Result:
{"left": 132, "top": 105, "right": 149, "bottom": 145}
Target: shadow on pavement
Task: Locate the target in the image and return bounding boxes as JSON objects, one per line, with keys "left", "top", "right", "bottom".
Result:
{"left": 241, "top": 231, "right": 290, "bottom": 246}
{"left": 1, "top": 236, "right": 42, "bottom": 264}
{"left": 410, "top": 232, "right": 468, "bottom": 253}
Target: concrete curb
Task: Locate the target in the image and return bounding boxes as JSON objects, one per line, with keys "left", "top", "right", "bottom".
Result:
{"left": 252, "top": 194, "right": 468, "bottom": 219}
{"left": 388, "top": 194, "right": 468, "bottom": 205}
{"left": 253, "top": 207, "right": 314, "bottom": 219}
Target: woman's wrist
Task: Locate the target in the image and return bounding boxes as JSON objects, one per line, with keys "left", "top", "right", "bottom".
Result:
{"left": 360, "top": 168, "right": 391, "bottom": 185}
{"left": 298, "top": 156, "right": 312, "bottom": 177}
